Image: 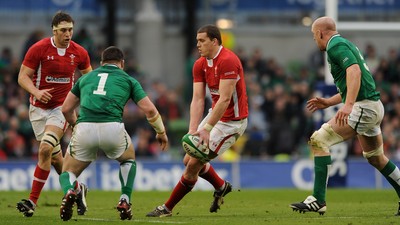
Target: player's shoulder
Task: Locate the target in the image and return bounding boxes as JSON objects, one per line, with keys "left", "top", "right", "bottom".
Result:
{"left": 219, "top": 47, "right": 241, "bottom": 66}
{"left": 30, "top": 37, "right": 52, "bottom": 49}
{"left": 193, "top": 56, "right": 206, "bottom": 68}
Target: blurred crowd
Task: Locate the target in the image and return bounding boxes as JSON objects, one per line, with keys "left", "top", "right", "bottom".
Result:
{"left": 1, "top": 29, "right": 400, "bottom": 162}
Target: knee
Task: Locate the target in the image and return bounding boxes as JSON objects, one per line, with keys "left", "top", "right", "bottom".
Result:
{"left": 39, "top": 142, "right": 54, "bottom": 156}
{"left": 308, "top": 123, "right": 343, "bottom": 153}
{"left": 40, "top": 131, "right": 60, "bottom": 156}
{"left": 363, "top": 145, "right": 384, "bottom": 167}
{"left": 183, "top": 154, "right": 190, "bottom": 166}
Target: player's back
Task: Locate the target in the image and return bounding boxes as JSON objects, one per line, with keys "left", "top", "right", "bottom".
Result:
{"left": 73, "top": 64, "right": 146, "bottom": 123}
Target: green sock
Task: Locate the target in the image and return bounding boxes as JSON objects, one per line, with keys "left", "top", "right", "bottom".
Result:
{"left": 312, "top": 155, "right": 331, "bottom": 203}
{"left": 119, "top": 160, "right": 136, "bottom": 203}
{"left": 59, "top": 172, "right": 75, "bottom": 195}
{"left": 380, "top": 160, "right": 400, "bottom": 198}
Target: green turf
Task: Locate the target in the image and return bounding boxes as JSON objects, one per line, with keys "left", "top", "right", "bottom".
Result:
{"left": 1, "top": 189, "right": 399, "bottom": 225}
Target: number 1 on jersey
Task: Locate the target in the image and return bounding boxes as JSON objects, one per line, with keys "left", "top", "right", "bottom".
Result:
{"left": 93, "top": 73, "right": 108, "bottom": 95}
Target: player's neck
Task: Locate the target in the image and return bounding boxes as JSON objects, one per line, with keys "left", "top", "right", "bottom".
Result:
{"left": 51, "top": 36, "right": 67, "bottom": 49}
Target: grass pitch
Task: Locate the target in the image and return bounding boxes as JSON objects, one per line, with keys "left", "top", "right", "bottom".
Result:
{"left": 1, "top": 189, "right": 399, "bottom": 225}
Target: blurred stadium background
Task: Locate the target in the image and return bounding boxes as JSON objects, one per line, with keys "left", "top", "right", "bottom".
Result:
{"left": 0, "top": 0, "right": 400, "bottom": 191}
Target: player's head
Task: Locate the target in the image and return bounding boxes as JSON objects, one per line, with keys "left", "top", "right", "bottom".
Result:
{"left": 311, "top": 16, "right": 337, "bottom": 51}
{"left": 196, "top": 24, "right": 222, "bottom": 59}
{"left": 101, "top": 46, "right": 125, "bottom": 69}
{"left": 51, "top": 11, "right": 74, "bottom": 48}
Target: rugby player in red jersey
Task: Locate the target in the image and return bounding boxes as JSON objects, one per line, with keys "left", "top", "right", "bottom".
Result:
{"left": 16, "top": 11, "right": 92, "bottom": 217}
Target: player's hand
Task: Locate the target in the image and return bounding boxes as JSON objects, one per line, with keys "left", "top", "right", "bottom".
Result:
{"left": 34, "top": 88, "right": 54, "bottom": 104}
{"left": 156, "top": 132, "right": 168, "bottom": 151}
{"left": 306, "top": 97, "right": 330, "bottom": 113}
{"left": 193, "top": 128, "right": 210, "bottom": 149}
{"left": 335, "top": 104, "right": 352, "bottom": 126}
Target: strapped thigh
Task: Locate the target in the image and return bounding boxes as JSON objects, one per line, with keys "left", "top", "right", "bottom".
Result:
{"left": 308, "top": 123, "right": 344, "bottom": 153}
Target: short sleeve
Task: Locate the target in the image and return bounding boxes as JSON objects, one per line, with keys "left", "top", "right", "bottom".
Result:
{"left": 193, "top": 59, "right": 206, "bottom": 82}
{"left": 328, "top": 44, "right": 357, "bottom": 70}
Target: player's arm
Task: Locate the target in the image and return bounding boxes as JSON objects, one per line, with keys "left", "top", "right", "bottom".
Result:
{"left": 334, "top": 63, "right": 361, "bottom": 126}
{"left": 137, "top": 96, "right": 168, "bottom": 150}
{"left": 61, "top": 91, "right": 80, "bottom": 127}
{"left": 188, "top": 82, "right": 206, "bottom": 134}
{"left": 344, "top": 64, "right": 361, "bottom": 108}
{"left": 80, "top": 66, "right": 92, "bottom": 75}
{"left": 18, "top": 64, "right": 53, "bottom": 104}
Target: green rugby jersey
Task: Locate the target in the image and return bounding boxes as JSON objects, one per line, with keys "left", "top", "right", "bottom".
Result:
{"left": 326, "top": 34, "right": 380, "bottom": 103}
{"left": 71, "top": 64, "right": 147, "bottom": 123}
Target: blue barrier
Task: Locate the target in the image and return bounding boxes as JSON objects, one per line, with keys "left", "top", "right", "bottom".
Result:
{"left": 0, "top": 159, "right": 394, "bottom": 191}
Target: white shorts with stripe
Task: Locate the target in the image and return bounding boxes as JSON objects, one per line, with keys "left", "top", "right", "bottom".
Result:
{"left": 348, "top": 99, "right": 384, "bottom": 137}
{"left": 29, "top": 105, "right": 67, "bottom": 141}
{"left": 67, "top": 122, "right": 132, "bottom": 162}
{"left": 199, "top": 109, "right": 248, "bottom": 157}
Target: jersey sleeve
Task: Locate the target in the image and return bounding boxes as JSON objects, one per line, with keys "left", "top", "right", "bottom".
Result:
{"left": 193, "top": 59, "right": 206, "bottom": 82}
{"left": 78, "top": 48, "right": 91, "bottom": 71}
{"left": 328, "top": 44, "right": 358, "bottom": 70}
{"left": 218, "top": 57, "right": 241, "bottom": 79}
{"left": 22, "top": 43, "right": 41, "bottom": 70}
{"left": 129, "top": 77, "right": 147, "bottom": 103}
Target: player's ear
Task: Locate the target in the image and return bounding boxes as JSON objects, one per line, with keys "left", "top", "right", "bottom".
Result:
{"left": 318, "top": 30, "right": 323, "bottom": 39}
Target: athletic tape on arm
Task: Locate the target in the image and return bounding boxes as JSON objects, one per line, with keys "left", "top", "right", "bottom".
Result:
{"left": 147, "top": 113, "right": 165, "bottom": 134}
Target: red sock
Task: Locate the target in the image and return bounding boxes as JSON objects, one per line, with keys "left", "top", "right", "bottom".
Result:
{"left": 29, "top": 165, "right": 50, "bottom": 205}
{"left": 165, "top": 176, "right": 197, "bottom": 211}
{"left": 199, "top": 164, "right": 224, "bottom": 190}
{"left": 74, "top": 181, "right": 80, "bottom": 193}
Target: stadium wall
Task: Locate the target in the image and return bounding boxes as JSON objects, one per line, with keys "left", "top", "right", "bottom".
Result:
{"left": 0, "top": 159, "right": 394, "bottom": 191}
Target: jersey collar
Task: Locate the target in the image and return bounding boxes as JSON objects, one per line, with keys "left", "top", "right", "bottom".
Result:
{"left": 326, "top": 34, "right": 340, "bottom": 51}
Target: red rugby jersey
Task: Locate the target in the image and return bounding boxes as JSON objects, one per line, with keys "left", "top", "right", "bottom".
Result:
{"left": 193, "top": 47, "right": 248, "bottom": 122}
{"left": 22, "top": 37, "right": 91, "bottom": 109}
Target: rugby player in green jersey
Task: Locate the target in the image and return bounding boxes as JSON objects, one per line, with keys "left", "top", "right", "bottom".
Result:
{"left": 59, "top": 46, "right": 168, "bottom": 221}
{"left": 290, "top": 17, "right": 400, "bottom": 216}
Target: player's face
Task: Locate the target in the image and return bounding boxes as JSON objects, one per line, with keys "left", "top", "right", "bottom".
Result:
{"left": 196, "top": 32, "right": 214, "bottom": 58}
{"left": 53, "top": 21, "right": 73, "bottom": 48}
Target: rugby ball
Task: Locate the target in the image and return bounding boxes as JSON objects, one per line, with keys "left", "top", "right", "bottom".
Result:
{"left": 181, "top": 134, "right": 211, "bottom": 161}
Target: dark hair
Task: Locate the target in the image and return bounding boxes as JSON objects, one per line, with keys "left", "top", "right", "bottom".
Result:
{"left": 197, "top": 24, "right": 222, "bottom": 45}
{"left": 51, "top": 11, "right": 74, "bottom": 28}
{"left": 101, "top": 46, "right": 124, "bottom": 63}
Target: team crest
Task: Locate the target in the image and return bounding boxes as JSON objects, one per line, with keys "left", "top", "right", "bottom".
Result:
{"left": 70, "top": 54, "right": 75, "bottom": 65}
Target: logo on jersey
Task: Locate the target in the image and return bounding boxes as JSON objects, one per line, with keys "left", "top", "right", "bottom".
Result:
{"left": 47, "top": 55, "right": 54, "bottom": 60}
{"left": 214, "top": 66, "right": 218, "bottom": 77}
{"left": 70, "top": 54, "right": 75, "bottom": 65}
{"left": 224, "top": 71, "right": 235, "bottom": 76}
{"left": 45, "top": 76, "right": 70, "bottom": 83}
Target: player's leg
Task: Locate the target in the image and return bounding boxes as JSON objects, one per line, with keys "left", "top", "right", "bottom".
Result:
{"left": 51, "top": 144, "right": 63, "bottom": 174}
{"left": 59, "top": 152, "right": 90, "bottom": 221}
{"left": 16, "top": 119, "right": 64, "bottom": 217}
{"left": 358, "top": 134, "right": 400, "bottom": 215}
{"left": 99, "top": 123, "right": 136, "bottom": 220}
{"left": 290, "top": 120, "right": 355, "bottom": 215}
{"left": 59, "top": 122, "right": 95, "bottom": 220}
{"left": 115, "top": 143, "right": 136, "bottom": 220}
{"left": 146, "top": 156, "right": 202, "bottom": 217}
{"left": 205, "top": 120, "right": 246, "bottom": 213}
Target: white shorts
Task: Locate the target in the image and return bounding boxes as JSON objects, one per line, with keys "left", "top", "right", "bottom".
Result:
{"left": 67, "top": 122, "right": 132, "bottom": 162}
{"left": 199, "top": 109, "right": 248, "bottom": 157}
{"left": 29, "top": 105, "right": 67, "bottom": 141}
{"left": 348, "top": 100, "right": 384, "bottom": 137}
